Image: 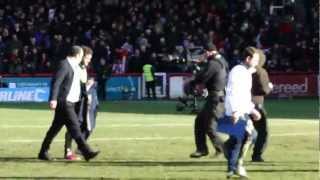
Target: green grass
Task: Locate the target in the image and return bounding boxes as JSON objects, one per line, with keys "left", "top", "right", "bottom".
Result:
{"left": 0, "top": 98, "right": 318, "bottom": 179}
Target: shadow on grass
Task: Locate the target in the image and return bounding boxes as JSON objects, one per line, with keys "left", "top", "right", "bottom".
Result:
{"left": 0, "top": 157, "right": 317, "bottom": 167}
{"left": 83, "top": 160, "right": 226, "bottom": 167}
{"left": 0, "top": 98, "right": 317, "bottom": 119}
{"left": 249, "top": 161, "right": 318, "bottom": 166}
{"left": 174, "top": 169, "right": 318, "bottom": 173}
{"left": 0, "top": 157, "right": 225, "bottom": 167}
{"left": 0, "top": 157, "right": 317, "bottom": 179}
{"left": 0, "top": 177, "right": 195, "bottom": 180}
{"left": 0, "top": 177, "right": 118, "bottom": 180}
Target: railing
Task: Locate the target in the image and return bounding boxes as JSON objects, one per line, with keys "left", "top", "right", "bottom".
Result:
{"left": 0, "top": 72, "right": 318, "bottom": 102}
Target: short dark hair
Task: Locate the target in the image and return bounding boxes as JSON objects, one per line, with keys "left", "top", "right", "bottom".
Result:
{"left": 82, "top": 46, "right": 93, "bottom": 56}
{"left": 242, "top": 46, "right": 257, "bottom": 61}
{"left": 67, "top": 45, "right": 82, "bottom": 57}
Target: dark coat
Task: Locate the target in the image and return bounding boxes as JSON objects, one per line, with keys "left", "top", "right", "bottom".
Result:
{"left": 49, "top": 59, "right": 74, "bottom": 102}
{"left": 78, "top": 82, "right": 99, "bottom": 131}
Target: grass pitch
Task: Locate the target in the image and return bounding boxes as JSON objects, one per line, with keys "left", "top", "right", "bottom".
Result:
{"left": 0, "top": 98, "right": 318, "bottom": 179}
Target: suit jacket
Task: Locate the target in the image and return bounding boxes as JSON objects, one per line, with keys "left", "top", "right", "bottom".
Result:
{"left": 49, "top": 59, "right": 75, "bottom": 102}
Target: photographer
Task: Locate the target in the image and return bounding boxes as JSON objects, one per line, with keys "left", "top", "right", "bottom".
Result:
{"left": 189, "top": 43, "right": 229, "bottom": 158}
{"left": 176, "top": 62, "right": 206, "bottom": 113}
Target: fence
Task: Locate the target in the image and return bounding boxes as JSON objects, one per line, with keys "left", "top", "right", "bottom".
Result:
{"left": 0, "top": 72, "right": 317, "bottom": 102}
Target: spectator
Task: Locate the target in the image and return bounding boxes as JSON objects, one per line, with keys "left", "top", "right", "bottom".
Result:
{"left": 0, "top": 0, "right": 317, "bottom": 74}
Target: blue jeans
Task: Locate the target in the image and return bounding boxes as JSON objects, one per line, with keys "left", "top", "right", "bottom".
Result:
{"left": 217, "top": 115, "right": 252, "bottom": 172}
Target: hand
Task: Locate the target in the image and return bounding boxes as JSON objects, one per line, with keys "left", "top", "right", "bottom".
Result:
{"left": 231, "top": 111, "right": 241, "bottom": 124}
{"left": 268, "top": 82, "right": 274, "bottom": 89}
{"left": 49, "top": 100, "right": 57, "bottom": 110}
{"left": 250, "top": 108, "right": 261, "bottom": 121}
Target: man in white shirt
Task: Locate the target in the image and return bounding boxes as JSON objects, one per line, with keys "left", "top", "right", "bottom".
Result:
{"left": 219, "top": 47, "right": 261, "bottom": 179}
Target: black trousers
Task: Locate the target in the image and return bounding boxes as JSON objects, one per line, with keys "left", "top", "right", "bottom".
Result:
{"left": 64, "top": 126, "right": 90, "bottom": 156}
{"left": 252, "top": 106, "right": 268, "bottom": 159}
{"left": 97, "top": 79, "right": 106, "bottom": 100}
{"left": 64, "top": 99, "right": 91, "bottom": 155}
{"left": 193, "top": 95, "right": 225, "bottom": 153}
{"left": 40, "top": 101, "right": 93, "bottom": 156}
{"left": 146, "top": 81, "right": 156, "bottom": 99}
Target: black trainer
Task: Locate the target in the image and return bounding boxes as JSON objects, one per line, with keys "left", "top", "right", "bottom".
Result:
{"left": 84, "top": 150, "right": 100, "bottom": 161}
{"left": 252, "top": 156, "right": 265, "bottom": 162}
{"left": 38, "top": 151, "right": 53, "bottom": 161}
{"left": 190, "top": 151, "right": 208, "bottom": 158}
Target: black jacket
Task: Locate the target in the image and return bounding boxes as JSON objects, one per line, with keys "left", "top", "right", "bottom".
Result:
{"left": 49, "top": 59, "right": 75, "bottom": 102}
{"left": 193, "top": 54, "right": 229, "bottom": 92}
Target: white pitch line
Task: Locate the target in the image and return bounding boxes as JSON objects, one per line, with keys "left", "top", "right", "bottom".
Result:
{"left": 1, "top": 132, "right": 317, "bottom": 143}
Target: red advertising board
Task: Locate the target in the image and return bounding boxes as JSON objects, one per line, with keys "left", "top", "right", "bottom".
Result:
{"left": 269, "top": 73, "right": 318, "bottom": 97}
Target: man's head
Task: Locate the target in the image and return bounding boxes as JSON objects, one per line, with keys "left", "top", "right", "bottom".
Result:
{"left": 204, "top": 42, "right": 217, "bottom": 57}
{"left": 256, "top": 49, "right": 266, "bottom": 67}
{"left": 81, "top": 46, "right": 93, "bottom": 67}
{"left": 242, "top": 46, "right": 259, "bottom": 68}
{"left": 67, "top": 46, "right": 83, "bottom": 64}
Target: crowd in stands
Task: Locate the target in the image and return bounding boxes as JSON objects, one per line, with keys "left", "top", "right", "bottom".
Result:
{"left": 0, "top": 0, "right": 318, "bottom": 76}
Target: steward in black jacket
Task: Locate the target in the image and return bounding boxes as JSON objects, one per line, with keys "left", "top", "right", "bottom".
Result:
{"left": 189, "top": 43, "right": 229, "bottom": 158}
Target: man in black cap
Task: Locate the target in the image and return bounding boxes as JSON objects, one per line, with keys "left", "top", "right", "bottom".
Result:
{"left": 189, "top": 43, "right": 229, "bottom": 158}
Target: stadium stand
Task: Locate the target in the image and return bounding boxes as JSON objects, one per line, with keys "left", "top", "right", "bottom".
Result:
{"left": 0, "top": 0, "right": 318, "bottom": 76}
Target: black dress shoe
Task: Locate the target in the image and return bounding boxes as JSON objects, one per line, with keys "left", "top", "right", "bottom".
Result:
{"left": 38, "top": 151, "right": 53, "bottom": 161}
{"left": 84, "top": 150, "right": 100, "bottom": 161}
{"left": 190, "top": 151, "right": 208, "bottom": 158}
{"left": 252, "top": 156, "right": 264, "bottom": 162}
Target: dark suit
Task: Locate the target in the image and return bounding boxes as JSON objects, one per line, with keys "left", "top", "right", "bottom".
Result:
{"left": 39, "top": 59, "right": 94, "bottom": 157}
{"left": 64, "top": 68, "right": 90, "bottom": 156}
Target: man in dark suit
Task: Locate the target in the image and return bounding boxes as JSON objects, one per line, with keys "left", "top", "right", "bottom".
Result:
{"left": 38, "top": 46, "right": 99, "bottom": 161}
{"left": 64, "top": 46, "right": 95, "bottom": 160}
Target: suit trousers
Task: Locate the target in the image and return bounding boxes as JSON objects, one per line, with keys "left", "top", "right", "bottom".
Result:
{"left": 64, "top": 100, "right": 91, "bottom": 155}
{"left": 40, "top": 101, "right": 93, "bottom": 156}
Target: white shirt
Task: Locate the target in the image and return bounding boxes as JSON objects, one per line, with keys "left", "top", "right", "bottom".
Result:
{"left": 66, "top": 57, "right": 81, "bottom": 103}
{"left": 79, "top": 67, "right": 88, "bottom": 83}
{"left": 225, "top": 64, "right": 255, "bottom": 116}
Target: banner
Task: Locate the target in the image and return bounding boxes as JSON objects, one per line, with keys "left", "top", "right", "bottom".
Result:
{"left": 0, "top": 87, "right": 50, "bottom": 102}
{"left": 106, "top": 76, "right": 141, "bottom": 100}
{"left": 142, "top": 73, "right": 167, "bottom": 98}
{"left": 0, "top": 77, "right": 51, "bottom": 88}
{"left": 168, "top": 74, "right": 193, "bottom": 98}
{"left": 269, "top": 73, "right": 318, "bottom": 97}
